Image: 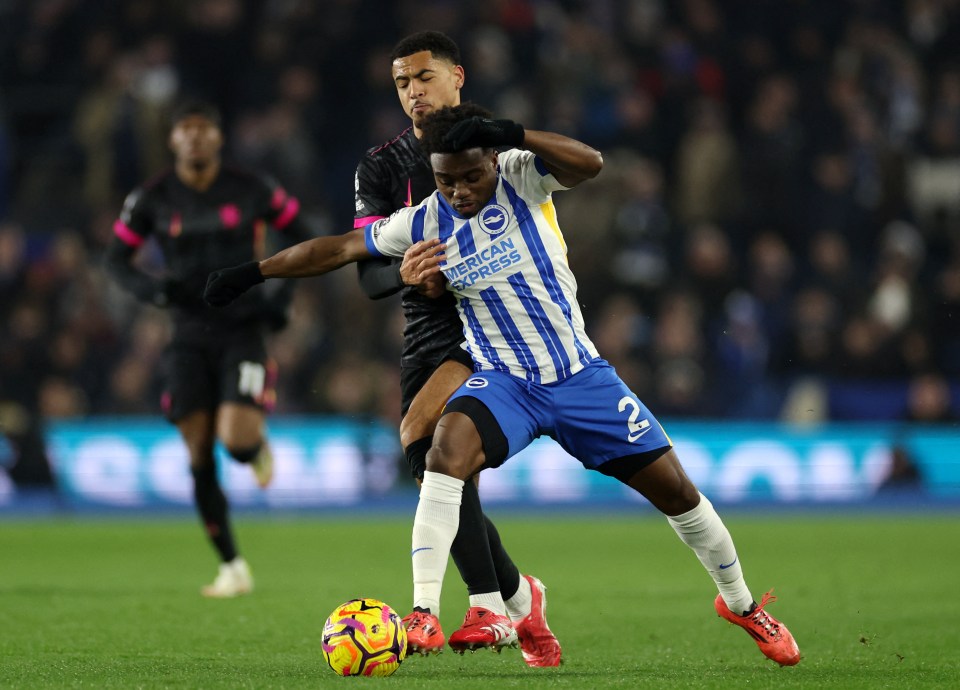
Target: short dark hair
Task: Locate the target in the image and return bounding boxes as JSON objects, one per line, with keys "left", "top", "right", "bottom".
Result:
{"left": 390, "top": 30, "right": 460, "bottom": 65}
{"left": 420, "top": 103, "right": 493, "bottom": 155}
{"left": 169, "top": 99, "right": 222, "bottom": 129}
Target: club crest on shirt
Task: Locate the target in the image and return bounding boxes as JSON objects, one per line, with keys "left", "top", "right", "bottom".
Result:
{"left": 219, "top": 204, "right": 241, "bottom": 229}
{"left": 478, "top": 204, "right": 510, "bottom": 236}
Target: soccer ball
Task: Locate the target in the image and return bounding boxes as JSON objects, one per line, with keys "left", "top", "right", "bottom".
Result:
{"left": 321, "top": 598, "right": 407, "bottom": 677}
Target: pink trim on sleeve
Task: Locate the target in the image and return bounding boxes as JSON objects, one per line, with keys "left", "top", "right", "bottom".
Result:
{"left": 113, "top": 219, "right": 145, "bottom": 247}
{"left": 354, "top": 214, "right": 386, "bottom": 229}
{"left": 273, "top": 197, "right": 301, "bottom": 230}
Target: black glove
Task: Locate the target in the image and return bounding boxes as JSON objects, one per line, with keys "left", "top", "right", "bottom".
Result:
{"left": 204, "top": 261, "right": 264, "bottom": 307}
{"left": 443, "top": 117, "right": 524, "bottom": 151}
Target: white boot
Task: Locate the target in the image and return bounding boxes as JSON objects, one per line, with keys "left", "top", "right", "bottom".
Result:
{"left": 251, "top": 443, "right": 274, "bottom": 489}
{"left": 201, "top": 557, "right": 254, "bottom": 598}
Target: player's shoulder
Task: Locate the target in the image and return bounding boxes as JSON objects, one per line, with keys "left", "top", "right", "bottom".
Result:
{"left": 497, "top": 148, "right": 535, "bottom": 171}
{"left": 140, "top": 167, "right": 176, "bottom": 194}
{"left": 122, "top": 168, "right": 173, "bottom": 208}
{"left": 361, "top": 126, "right": 417, "bottom": 163}
{"left": 498, "top": 149, "right": 558, "bottom": 194}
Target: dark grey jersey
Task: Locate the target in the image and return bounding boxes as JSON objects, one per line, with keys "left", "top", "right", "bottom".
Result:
{"left": 354, "top": 127, "right": 465, "bottom": 368}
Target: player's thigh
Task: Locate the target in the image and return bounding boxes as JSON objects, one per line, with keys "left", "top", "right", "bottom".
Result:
{"left": 162, "top": 343, "right": 217, "bottom": 423}
{"left": 400, "top": 357, "right": 473, "bottom": 447}
{"left": 428, "top": 411, "right": 487, "bottom": 480}
{"left": 216, "top": 333, "right": 272, "bottom": 448}
{"left": 217, "top": 331, "right": 274, "bottom": 410}
{"left": 175, "top": 409, "right": 217, "bottom": 469}
{"left": 443, "top": 371, "right": 542, "bottom": 471}
{"left": 552, "top": 360, "right": 672, "bottom": 470}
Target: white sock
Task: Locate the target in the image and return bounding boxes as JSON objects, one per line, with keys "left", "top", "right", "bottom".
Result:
{"left": 504, "top": 575, "right": 532, "bottom": 622}
{"left": 469, "top": 591, "right": 507, "bottom": 615}
{"left": 667, "top": 492, "right": 754, "bottom": 615}
{"left": 412, "top": 471, "right": 464, "bottom": 616}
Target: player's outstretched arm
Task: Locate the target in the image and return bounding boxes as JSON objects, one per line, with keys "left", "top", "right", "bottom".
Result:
{"left": 519, "top": 129, "right": 603, "bottom": 188}
{"left": 442, "top": 116, "right": 602, "bottom": 188}
{"left": 205, "top": 228, "right": 372, "bottom": 306}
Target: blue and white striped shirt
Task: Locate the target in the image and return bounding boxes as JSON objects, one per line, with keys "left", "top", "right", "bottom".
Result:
{"left": 365, "top": 149, "right": 599, "bottom": 384}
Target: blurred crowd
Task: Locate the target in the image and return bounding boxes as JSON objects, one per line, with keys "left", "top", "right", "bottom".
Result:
{"left": 2, "top": 0, "right": 960, "bottom": 458}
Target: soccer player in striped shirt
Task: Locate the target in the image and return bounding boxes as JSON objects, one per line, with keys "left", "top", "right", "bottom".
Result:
{"left": 351, "top": 31, "right": 557, "bottom": 664}
{"left": 205, "top": 104, "right": 801, "bottom": 667}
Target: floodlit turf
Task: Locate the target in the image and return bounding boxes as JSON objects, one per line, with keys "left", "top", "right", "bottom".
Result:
{"left": 1, "top": 512, "right": 958, "bottom": 689}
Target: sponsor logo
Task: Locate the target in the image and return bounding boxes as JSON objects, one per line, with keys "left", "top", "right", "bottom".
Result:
{"left": 478, "top": 204, "right": 509, "bottom": 236}
{"left": 719, "top": 557, "right": 738, "bottom": 570}
{"left": 465, "top": 377, "right": 488, "bottom": 389}
{"left": 445, "top": 237, "right": 522, "bottom": 290}
{"left": 411, "top": 547, "right": 433, "bottom": 556}
{"left": 627, "top": 422, "right": 651, "bottom": 443}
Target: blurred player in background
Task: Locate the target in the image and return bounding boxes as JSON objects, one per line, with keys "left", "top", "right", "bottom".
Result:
{"left": 350, "top": 31, "right": 559, "bottom": 664}
{"left": 106, "top": 100, "right": 313, "bottom": 598}
{"left": 204, "top": 103, "right": 801, "bottom": 667}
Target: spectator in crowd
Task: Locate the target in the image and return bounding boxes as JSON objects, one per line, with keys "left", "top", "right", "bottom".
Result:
{"left": 0, "top": 0, "right": 958, "bottom": 428}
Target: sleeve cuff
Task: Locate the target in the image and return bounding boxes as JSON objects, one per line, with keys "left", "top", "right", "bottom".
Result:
{"left": 363, "top": 223, "right": 385, "bottom": 258}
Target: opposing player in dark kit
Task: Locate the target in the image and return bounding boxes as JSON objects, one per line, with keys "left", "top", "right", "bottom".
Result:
{"left": 106, "top": 101, "right": 313, "bottom": 597}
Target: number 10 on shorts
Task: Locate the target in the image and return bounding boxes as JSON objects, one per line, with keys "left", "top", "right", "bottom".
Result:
{"left": 238, "top": 361, "right": 266, "bottom": 398}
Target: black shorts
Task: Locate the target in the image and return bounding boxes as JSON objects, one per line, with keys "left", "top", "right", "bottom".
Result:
{"left": 399, "top": 343, "right": 474, "bottom": 416}
{"left": 161, "top": 326, "right": 275, "bottom": 423}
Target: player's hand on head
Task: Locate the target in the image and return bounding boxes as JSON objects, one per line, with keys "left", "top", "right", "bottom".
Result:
{"left": 443, "top": 117, "right": 524, "bottom": 151}
{"left": 204, "top": 261, "right": 265, "bottom": 307}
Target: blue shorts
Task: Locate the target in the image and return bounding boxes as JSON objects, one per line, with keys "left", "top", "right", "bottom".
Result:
{"left": 444, "top": 359, "right": 672, "bottom": 473}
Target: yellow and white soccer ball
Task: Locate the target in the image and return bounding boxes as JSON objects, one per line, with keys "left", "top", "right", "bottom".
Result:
{"left": 321, "top": 598, "right": 407, "bottom": 677}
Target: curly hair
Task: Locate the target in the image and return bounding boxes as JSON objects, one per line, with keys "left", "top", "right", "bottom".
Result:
{"left": 419, "top": 103, "right": 494, "bottom": 155}
{"left": 390, "top": 30, "right": 460, "bottom": 65}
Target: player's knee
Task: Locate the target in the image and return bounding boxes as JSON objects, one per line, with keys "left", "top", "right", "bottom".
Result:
{"left": 424, "top": 443, "right": 478, "bottom": 481}
{"left": 656, "top": 485, "right": 701, "bottom": 516}
{"left": 424, "top": 445, "right": 452, "bottom": 474}
{"left": 644, "top": 470, "right": 700, "bottom": 515}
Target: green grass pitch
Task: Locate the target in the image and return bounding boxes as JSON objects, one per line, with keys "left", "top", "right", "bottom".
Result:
{"left": 1, "top": 511, "right": 957, "bottom": 688}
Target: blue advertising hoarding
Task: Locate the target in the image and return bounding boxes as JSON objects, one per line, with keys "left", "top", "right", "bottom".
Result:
{"left": 0, "top": 418, "right": 957, "bottom": 510}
